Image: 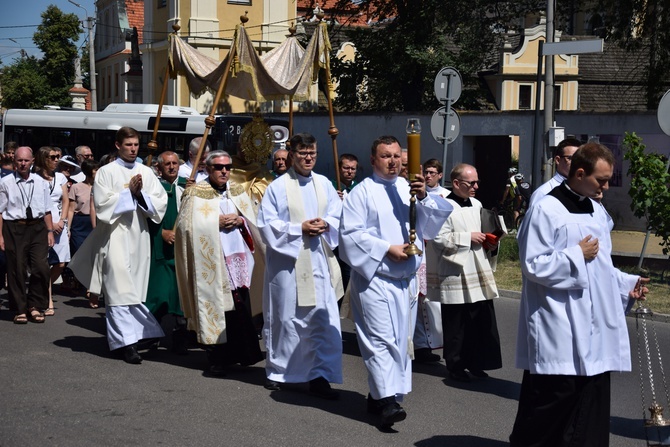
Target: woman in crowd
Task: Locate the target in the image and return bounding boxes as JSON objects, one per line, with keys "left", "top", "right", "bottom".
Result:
{"left": 34, "top": 146, "right": 70, "bottom": 316}
{"left": 67, "top": 159, "right": 99, "bottom": 308}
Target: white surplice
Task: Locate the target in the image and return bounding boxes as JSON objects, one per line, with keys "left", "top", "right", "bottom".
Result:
{"left": 257, "top": 171, "right": 343, "bottom": 384}
{"left": 339, "top": 174, "right": 453, "bottom": 400}
{"left": 529, "top": 172, "right": 564, "bottom": 206}
{"left": 516, "top": 191, "right": 638, "bottom": 376}
{"left": 70, "top": 160, "right": 167, "bottom": 350}
{"left": 425, "top": 197, "right": 498, "bottom": 304}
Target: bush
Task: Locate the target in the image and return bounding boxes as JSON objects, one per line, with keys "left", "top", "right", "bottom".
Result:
{"left": 498, "top": 235, "right": 519, "bottom": 262}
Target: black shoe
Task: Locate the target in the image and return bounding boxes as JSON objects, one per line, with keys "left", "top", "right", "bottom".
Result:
{"left": 468, "top": 368, "right": 489, "bottom": 378}
{"left": 171, "top": 330, "right": 189, "bottom": 356}
{"left": 309, "top": 377, "right": 339, "bottom": 400}
{"left": 123, "top": 344, "right": 142, "bottom": 364}
{"left": 380, "top": 402, "right": 407, "bottom": 427}
{"left": 368, "top": 395, "right": 396, "bottom": 415}
{"left": 414, "top": 348, "right": 441, "bottom": 363}
{"left": 207, "top": 364, "right": 227, "bottom": 377}
{"left": 264, "top": 379, "right": 281, "bottom": 391}
{"left": 448, "top": 369, "right": 471, "bottom": 382}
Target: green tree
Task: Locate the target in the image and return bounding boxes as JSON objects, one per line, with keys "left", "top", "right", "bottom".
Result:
{"left": 558, "top": 0, "right": 670, "bottom": 108}
{"left": 623, "top": 132, "right": 670, "bottom": 254}
{"left": 1, "top": 56, "right": 52, "bottom": 109}
{"left": 2, "top": 5, "right": 81, "bottom": 108}
{"left": 325, "top": 0, "right": 544, "bottom": 112}
{"left": 33, "top": 4, "right": 82, "bottom": 106}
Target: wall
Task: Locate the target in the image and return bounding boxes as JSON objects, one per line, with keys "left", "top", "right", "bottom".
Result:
{"left": 270, "top": 111, "right": 669, "bottom": 232}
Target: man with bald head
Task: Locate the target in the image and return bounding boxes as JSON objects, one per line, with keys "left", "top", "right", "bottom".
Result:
{"left": 0, "top": 146, "right": 55, "bottom": 324}
{"left": 425, "top": 163, "right": 503, "bottom": 383}
{"left": 271, "top": 149, "right": 288, "bottom": 178}
{"left": 178, "top": 137, "right": 211, "bottom": 184}
{"left": 146, "top": 151, "right": 188, "bottom": 354}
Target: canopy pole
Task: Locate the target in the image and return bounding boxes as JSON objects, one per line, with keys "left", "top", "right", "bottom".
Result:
{"left": 315, "top": 17, "right": 340, "bottom": 191}
{"left": 189, "top": 14, "right": 247, "bottom": 182}
{"left": 146, "top": 21, "right": 181, "bottom": 167}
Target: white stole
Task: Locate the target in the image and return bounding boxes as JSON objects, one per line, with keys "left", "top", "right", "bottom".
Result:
{"left": 285, "top": 168, "right": 339, "bottom": 307}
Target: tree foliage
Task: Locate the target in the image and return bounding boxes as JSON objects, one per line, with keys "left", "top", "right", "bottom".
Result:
{"left": 1, "top": 56, "right": 52, "bottom": 109}
{"left": 325, "top": 0, "right": 544, "bottom": 112}
{"left": 558, "top": 0, "right": 670, "bottom": 108}
{"left": 1, "top": 5, "right": 81, "bottom": 109}
{"left": 623, "top": 132, "right": 670, "bottom": 255}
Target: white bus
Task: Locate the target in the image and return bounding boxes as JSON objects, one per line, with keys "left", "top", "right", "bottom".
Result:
{"left": 0, "top": 104, "right": 287, "bottom": 160}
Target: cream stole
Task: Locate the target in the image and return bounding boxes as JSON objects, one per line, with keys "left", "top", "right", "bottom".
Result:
{"left": 285, "top": 168, "right": 343, "bottom": 307}
{"left": 175, "top": 182, "right": 235, "bottom": 345}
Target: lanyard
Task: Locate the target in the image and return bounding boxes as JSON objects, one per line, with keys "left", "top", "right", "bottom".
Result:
{"left": 16, "top": 174, "right": 35, "bottom": 211}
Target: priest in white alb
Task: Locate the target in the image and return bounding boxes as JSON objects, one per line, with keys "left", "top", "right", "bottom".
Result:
{"left": 339, "top": 135, "right": 453, "bottom": 428}
{"left": 69, "top": 127, "right": 167, "bottom": 364}
{"left": 257, "top": 133, "right": 343, "bottom": 400}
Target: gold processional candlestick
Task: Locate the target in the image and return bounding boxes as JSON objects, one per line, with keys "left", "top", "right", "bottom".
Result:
{"left": 405, "top": 118, "right": 422, "bottom": 256}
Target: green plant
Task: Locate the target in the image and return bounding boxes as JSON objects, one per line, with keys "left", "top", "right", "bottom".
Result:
{"left": 623, "top": 132, "right": 670, "bottom": 254}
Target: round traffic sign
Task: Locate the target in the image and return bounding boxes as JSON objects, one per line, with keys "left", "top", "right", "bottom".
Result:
{"left": 434, "top": 67, "right": 462, "bottom": 104}
{"left": 658, "top": 89, "right": 670, "bottom": 136}
{"left": 430, "top": 106, "right": 461, "bottom": 144}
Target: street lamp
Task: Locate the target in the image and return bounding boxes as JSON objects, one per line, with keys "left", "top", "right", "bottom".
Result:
{"left": 8, "top": 38, "right": 26, "bottom": 59}
{"left": 68, "top": 0, "right": 97, "bottom": 111}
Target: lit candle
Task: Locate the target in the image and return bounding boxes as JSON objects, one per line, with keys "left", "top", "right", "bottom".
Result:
{"left": 406, "top": 118, "right": 422, "bottom": 181}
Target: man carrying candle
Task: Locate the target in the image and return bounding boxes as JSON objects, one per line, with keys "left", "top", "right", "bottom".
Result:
{"left": 339, "top": 135, "right": 453, "bottom": 429}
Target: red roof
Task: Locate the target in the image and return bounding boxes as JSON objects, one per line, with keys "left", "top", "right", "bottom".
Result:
{"left": 126, "top": 0, "right": 144, "bottom": 43}
{"left": 297, "top": 0, "right": 383, "bottom": 27}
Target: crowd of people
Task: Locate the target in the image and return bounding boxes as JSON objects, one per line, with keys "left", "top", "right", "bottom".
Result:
{"left": 0, "top": 131, "right": 650, "bottom": 441}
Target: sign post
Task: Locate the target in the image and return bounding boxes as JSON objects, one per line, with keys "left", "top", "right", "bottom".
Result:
{"left": 431, "top": 67, "right": 462, "bottom": 187}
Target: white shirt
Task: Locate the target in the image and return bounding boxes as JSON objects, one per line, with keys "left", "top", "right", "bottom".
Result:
{"left": 0, "top": 172, "right": 51, "bottom": 220}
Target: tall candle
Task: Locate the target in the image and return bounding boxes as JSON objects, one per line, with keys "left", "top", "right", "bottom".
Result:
{"left": 407, "top": 133, "right": 421, "bottom": 181}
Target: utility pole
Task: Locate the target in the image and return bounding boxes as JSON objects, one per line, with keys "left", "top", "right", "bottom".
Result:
{"left": 543, "top": 0, "right": 555, "bottom": 183}
{"left": 69, "top": 0, "right": 97, "bottom": 111}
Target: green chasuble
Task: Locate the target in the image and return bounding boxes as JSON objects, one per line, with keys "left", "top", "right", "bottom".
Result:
{"left": 145, "top": 179, "right": 182, "bottom": 317}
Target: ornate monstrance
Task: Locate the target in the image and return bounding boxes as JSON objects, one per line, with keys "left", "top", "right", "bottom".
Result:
{"left": 239, "top": 114, "right": 274, "bottom": 165}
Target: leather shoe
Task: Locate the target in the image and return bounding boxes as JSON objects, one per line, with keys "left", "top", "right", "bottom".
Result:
{"left": 414, "top": 348, "right": 441, "bottom": 363}
{"left": 123, "top": 345, "right": 142, "bottom": 364}
{"left": 207, "top": 364, "right": 227, "bottom": 377}
{"left": 448, "top": 369, "right": 471, "bottom": 382}
{"left": 468, "top": 368, "right": 489, "bottom": 378}
{"left": 309, "top": 377, "right": 339, "bottom": 400}
{"left": 380, "top": 402, "right": 407, "bottom": 427}
{"left": 264, "top": 379, "right": 281, "bottom": 391}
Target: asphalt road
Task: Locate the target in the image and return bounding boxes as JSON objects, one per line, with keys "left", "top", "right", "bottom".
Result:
{"left": 1, "top": 290, "right": 670, "bottom": 447}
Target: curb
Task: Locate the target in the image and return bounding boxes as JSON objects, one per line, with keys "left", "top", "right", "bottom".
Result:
{"left": 499, "top": 289, "right": 670, "bottom": 324}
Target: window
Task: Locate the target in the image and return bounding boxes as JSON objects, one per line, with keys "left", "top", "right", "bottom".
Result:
{"left": 518, "top": 84, "right": 532, "bottom": 110}
{"left": 553, "top": 85, "right": 562, "bottom": 111}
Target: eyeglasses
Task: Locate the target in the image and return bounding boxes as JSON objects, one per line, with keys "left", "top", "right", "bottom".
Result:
{"left": 210, "top": 163, "right": 233, "bottom": 171}
{"left": 559, "top": 155, "right": 573, "bottom": 161}
{"left": 457, "top": 179, "right": 480, "bottom": 188}
{"left": 82, "top": 154, "right": 94, "bottom": 159}
{"left": 49, "top": 155, "right": 61, "bottom": 160}
{"left": 424, "top": 170, "right": 440, "bottom": 176}
{"left": 294, "top": 151, "right": 317, "bottom": 159}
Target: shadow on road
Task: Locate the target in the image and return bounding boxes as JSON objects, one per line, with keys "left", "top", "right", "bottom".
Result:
{"left": 610, "top": 415, "right": 667, "bottom": 443}
{"left": 416, "top": 435, "right": 508, "bottom": 447}
{"left": 441, "top": 375, "right": 521, "bottom": 401}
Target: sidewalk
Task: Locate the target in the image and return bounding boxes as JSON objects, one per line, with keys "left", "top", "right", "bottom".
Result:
{"left": 611, "top": 230, "right": 667, "bottom": 258}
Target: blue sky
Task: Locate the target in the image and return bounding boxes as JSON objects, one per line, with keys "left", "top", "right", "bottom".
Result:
{"left": 0, "top": 0, "right": 96, "bottom": 66}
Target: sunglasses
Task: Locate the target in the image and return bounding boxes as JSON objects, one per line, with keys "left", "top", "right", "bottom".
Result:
{"left": 49, "top": 155, "right": 61, "bottom": 160}
{"left": 211, "top": 163, "right": 233, "bottom": 171}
